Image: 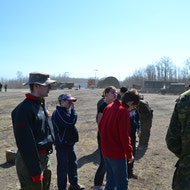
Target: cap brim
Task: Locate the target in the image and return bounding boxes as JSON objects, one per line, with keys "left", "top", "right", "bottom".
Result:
{"left": 23, "top": 79, "right": 56, "bottom": 86}
{"left": 68, "top": 98, "right": 77, "bottom": 102}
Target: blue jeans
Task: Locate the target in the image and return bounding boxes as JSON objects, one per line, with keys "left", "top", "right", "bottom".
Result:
{"left": 56, "top": 146, "right": 78, "bottom": 190}
{"left": 94, "top": 132, "right": 106, "bottom": 186}
{"left": 104, "top": 156, "right": 129, "bottom": 190}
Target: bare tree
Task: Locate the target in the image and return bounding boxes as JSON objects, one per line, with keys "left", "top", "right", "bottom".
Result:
{"left": 173, "top": 65, "right": 178, "bottom": 82}
{"left": 17, "top": 71, "right": 23, "bottom": 80}
{"left": 144, "top": 64, "right": 156, "bottom": 80}
{"left": 155, "top": 62, "right": 162, "bottom": 81}
{"left": 184, "top": 57, "right": 190, "bottom": 79}
{"left": 158, "top": 57, "right": 173, "bottom": 82}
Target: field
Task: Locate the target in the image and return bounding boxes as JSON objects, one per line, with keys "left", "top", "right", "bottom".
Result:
{"left": 0, "top": 88, "right": 178, "bottom": 190}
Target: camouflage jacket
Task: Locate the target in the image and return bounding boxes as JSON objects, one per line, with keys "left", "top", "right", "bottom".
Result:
{"left": 138, "top": 100, "right": 153, "bottom": 120}
{"left": 166, "top": 90, "right": 190, "bottom": 189}
{"left": 166, "top": 90, "right": 190, "bottom": 158}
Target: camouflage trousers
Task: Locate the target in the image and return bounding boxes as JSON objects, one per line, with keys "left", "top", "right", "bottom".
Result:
{"left": 15, "top": 151, "right": 51, "bottom": 190}
{"left": 172, "top": 156, "right": 190, "bottom": 190}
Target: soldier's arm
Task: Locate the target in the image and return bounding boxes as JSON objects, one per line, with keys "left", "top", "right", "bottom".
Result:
{"left": 165, "top": 103, "right": 182, "bottom": 158}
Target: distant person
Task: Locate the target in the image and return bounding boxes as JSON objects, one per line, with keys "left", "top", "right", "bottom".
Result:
{"left": 98, "top": 91, "right": 139, "bottom": 189}
{"left": 166, "top": 90, "right": 190, "bottom": 190}
{"left": 138, "top": 94, "right": 153, "bottom": 149}
{"left": 117, "top": 86, "right": 128, "bottom": 100}
{"left": 93, "top": 86, "right": 117, "bottom": 190}
{"left": 0, "top": 82, "right": 2, "bottom": 92}
{"left": 4, "top": 84, "right": 7, "bottom": 92}
{"left": 11, "top": 72, "right": 56, "bottom": 190}
{"left": 127, "top": 89, "right": 141, "bottom": 179}
{"left": 52, "top": 94, "right": 85, "bottom": 190}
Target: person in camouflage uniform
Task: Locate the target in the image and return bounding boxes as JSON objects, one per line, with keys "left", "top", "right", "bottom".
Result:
{"left": 138, "top": 95, "right": 153, "bottom": 148}
{"left": 166, "top": 90, "right": 190, "bottom": 190}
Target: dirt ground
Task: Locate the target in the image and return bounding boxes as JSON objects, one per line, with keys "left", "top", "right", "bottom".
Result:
{"left": 0, "top": 88, "right": 178, "bottom": 190}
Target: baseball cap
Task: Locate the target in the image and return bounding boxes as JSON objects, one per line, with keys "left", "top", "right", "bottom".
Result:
{"left": 58, "top": 94, "right": 77, "bottom": 102}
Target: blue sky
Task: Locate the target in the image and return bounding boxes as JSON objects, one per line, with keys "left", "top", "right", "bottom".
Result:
{"left": 0, "top": 0, "right": 190, "bottom": 81}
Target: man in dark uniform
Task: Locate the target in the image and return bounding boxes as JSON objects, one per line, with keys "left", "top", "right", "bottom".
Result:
{"left": 11, "top": 72, "right": 56, "bottom": 190}
{"left": 0, "top": 82, "right": 2, "bottom": 91}
{"left": 4, "top": 84, "right": 7, "bottom": 92}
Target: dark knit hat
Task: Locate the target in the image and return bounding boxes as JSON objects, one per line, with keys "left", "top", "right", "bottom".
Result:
{"left": 120, "top": 86, "right": 128, "bottom": 93}
{"left": 121, "top": 92, "right": 140, "bottom": 105}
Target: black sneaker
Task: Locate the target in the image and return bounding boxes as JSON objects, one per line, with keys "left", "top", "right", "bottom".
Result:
{"left": 128, "top": 173, "right": 138, "bottom": 179}
{"left": 68, "top": 184, "right": 85, "bottom": 190}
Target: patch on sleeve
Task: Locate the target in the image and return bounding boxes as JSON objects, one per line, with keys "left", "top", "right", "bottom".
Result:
{"left": 16, "top": 121, "right": 26, "bottom": 127}
{"left": 46, "top": 110, "right": 50, "bottom": 116}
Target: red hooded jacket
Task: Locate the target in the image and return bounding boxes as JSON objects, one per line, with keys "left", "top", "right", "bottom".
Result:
{"left": 98, "top": 100, "right": 133, "bottom": 159}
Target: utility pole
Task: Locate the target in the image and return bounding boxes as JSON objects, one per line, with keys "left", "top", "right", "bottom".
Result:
{"left": 93, "top": 69, "right": 98, "bottom": 85}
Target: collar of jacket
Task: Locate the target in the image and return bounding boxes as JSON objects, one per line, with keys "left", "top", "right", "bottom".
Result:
{"left": 25, "top": 93, "right": 44, "bottom": 103}
{"left": 56, "top": 105, "right": 68, "bottom": 112}
{"left": 113, "top": 99, "right": 129, "bottom": 108}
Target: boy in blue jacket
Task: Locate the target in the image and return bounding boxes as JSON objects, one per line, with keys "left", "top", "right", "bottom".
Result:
{"left": 52, "top": 94, "right": 85, "bottom": 190}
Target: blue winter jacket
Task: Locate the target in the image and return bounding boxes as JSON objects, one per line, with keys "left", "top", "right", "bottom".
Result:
{"left": 51, "top": 106, "right": 79, "bottom": 147}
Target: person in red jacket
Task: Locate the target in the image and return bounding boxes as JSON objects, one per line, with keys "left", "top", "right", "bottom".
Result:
{"left": 98, "top": 91, "right": 139, "bottom": 190}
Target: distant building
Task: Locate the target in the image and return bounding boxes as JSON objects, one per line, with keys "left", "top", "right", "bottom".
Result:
{"left": 143, "top": 81, "right": 165, "bottom": 93}
{"left": 88, "top": 79, "right": 95, "bottom": 88}
{"left": 160, "top": 83, "right": 186, "bottom": 95}
{"left": 97, "top": 76, "right": 120, "bottom": 88}
{"left": 143, "top": 80, "right": 186, "bottom": 94}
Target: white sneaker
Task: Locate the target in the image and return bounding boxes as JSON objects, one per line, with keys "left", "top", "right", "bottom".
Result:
{"left": 93, "top": 186, "right": 102, "bottom": 190}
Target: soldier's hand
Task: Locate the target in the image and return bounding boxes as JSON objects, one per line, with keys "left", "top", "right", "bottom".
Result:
{"left": 128, "top": 156, "right": 134, "bottom": 164}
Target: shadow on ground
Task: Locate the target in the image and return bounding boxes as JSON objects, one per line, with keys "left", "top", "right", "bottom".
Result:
{"left": 0, "top": 162, "right": 15, "bottom": 168}
{"left": 78, "top": 146, "right": 148, "bottom": 168}
{"left": 135, "top": 146, "right": 148, "bottom": 160}
{"left": 78, "top": 149, "right": 100, "bottom": 169}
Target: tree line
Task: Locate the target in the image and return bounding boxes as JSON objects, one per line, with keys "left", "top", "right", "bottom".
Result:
{"left": 0, "top": 71, "right": 89, "bottom": 89}
{"left": 122, "top": 56, "right": 190, "bottom": 88}
{"left": 1, "top": 56, "right": 190, "bottom": 89}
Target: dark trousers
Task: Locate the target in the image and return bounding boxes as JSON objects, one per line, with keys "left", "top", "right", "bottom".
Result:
{"left": 15, "top": 151, "right": 51, "bottom": 190}
{"left": 94, "top": 132, "right": 106, "bottom": 186}
{"left": 127, "top": 139, "right": 136, "bottom": 175}
{"left": 56, "top": 146, "right": 78, "bottom": 190}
